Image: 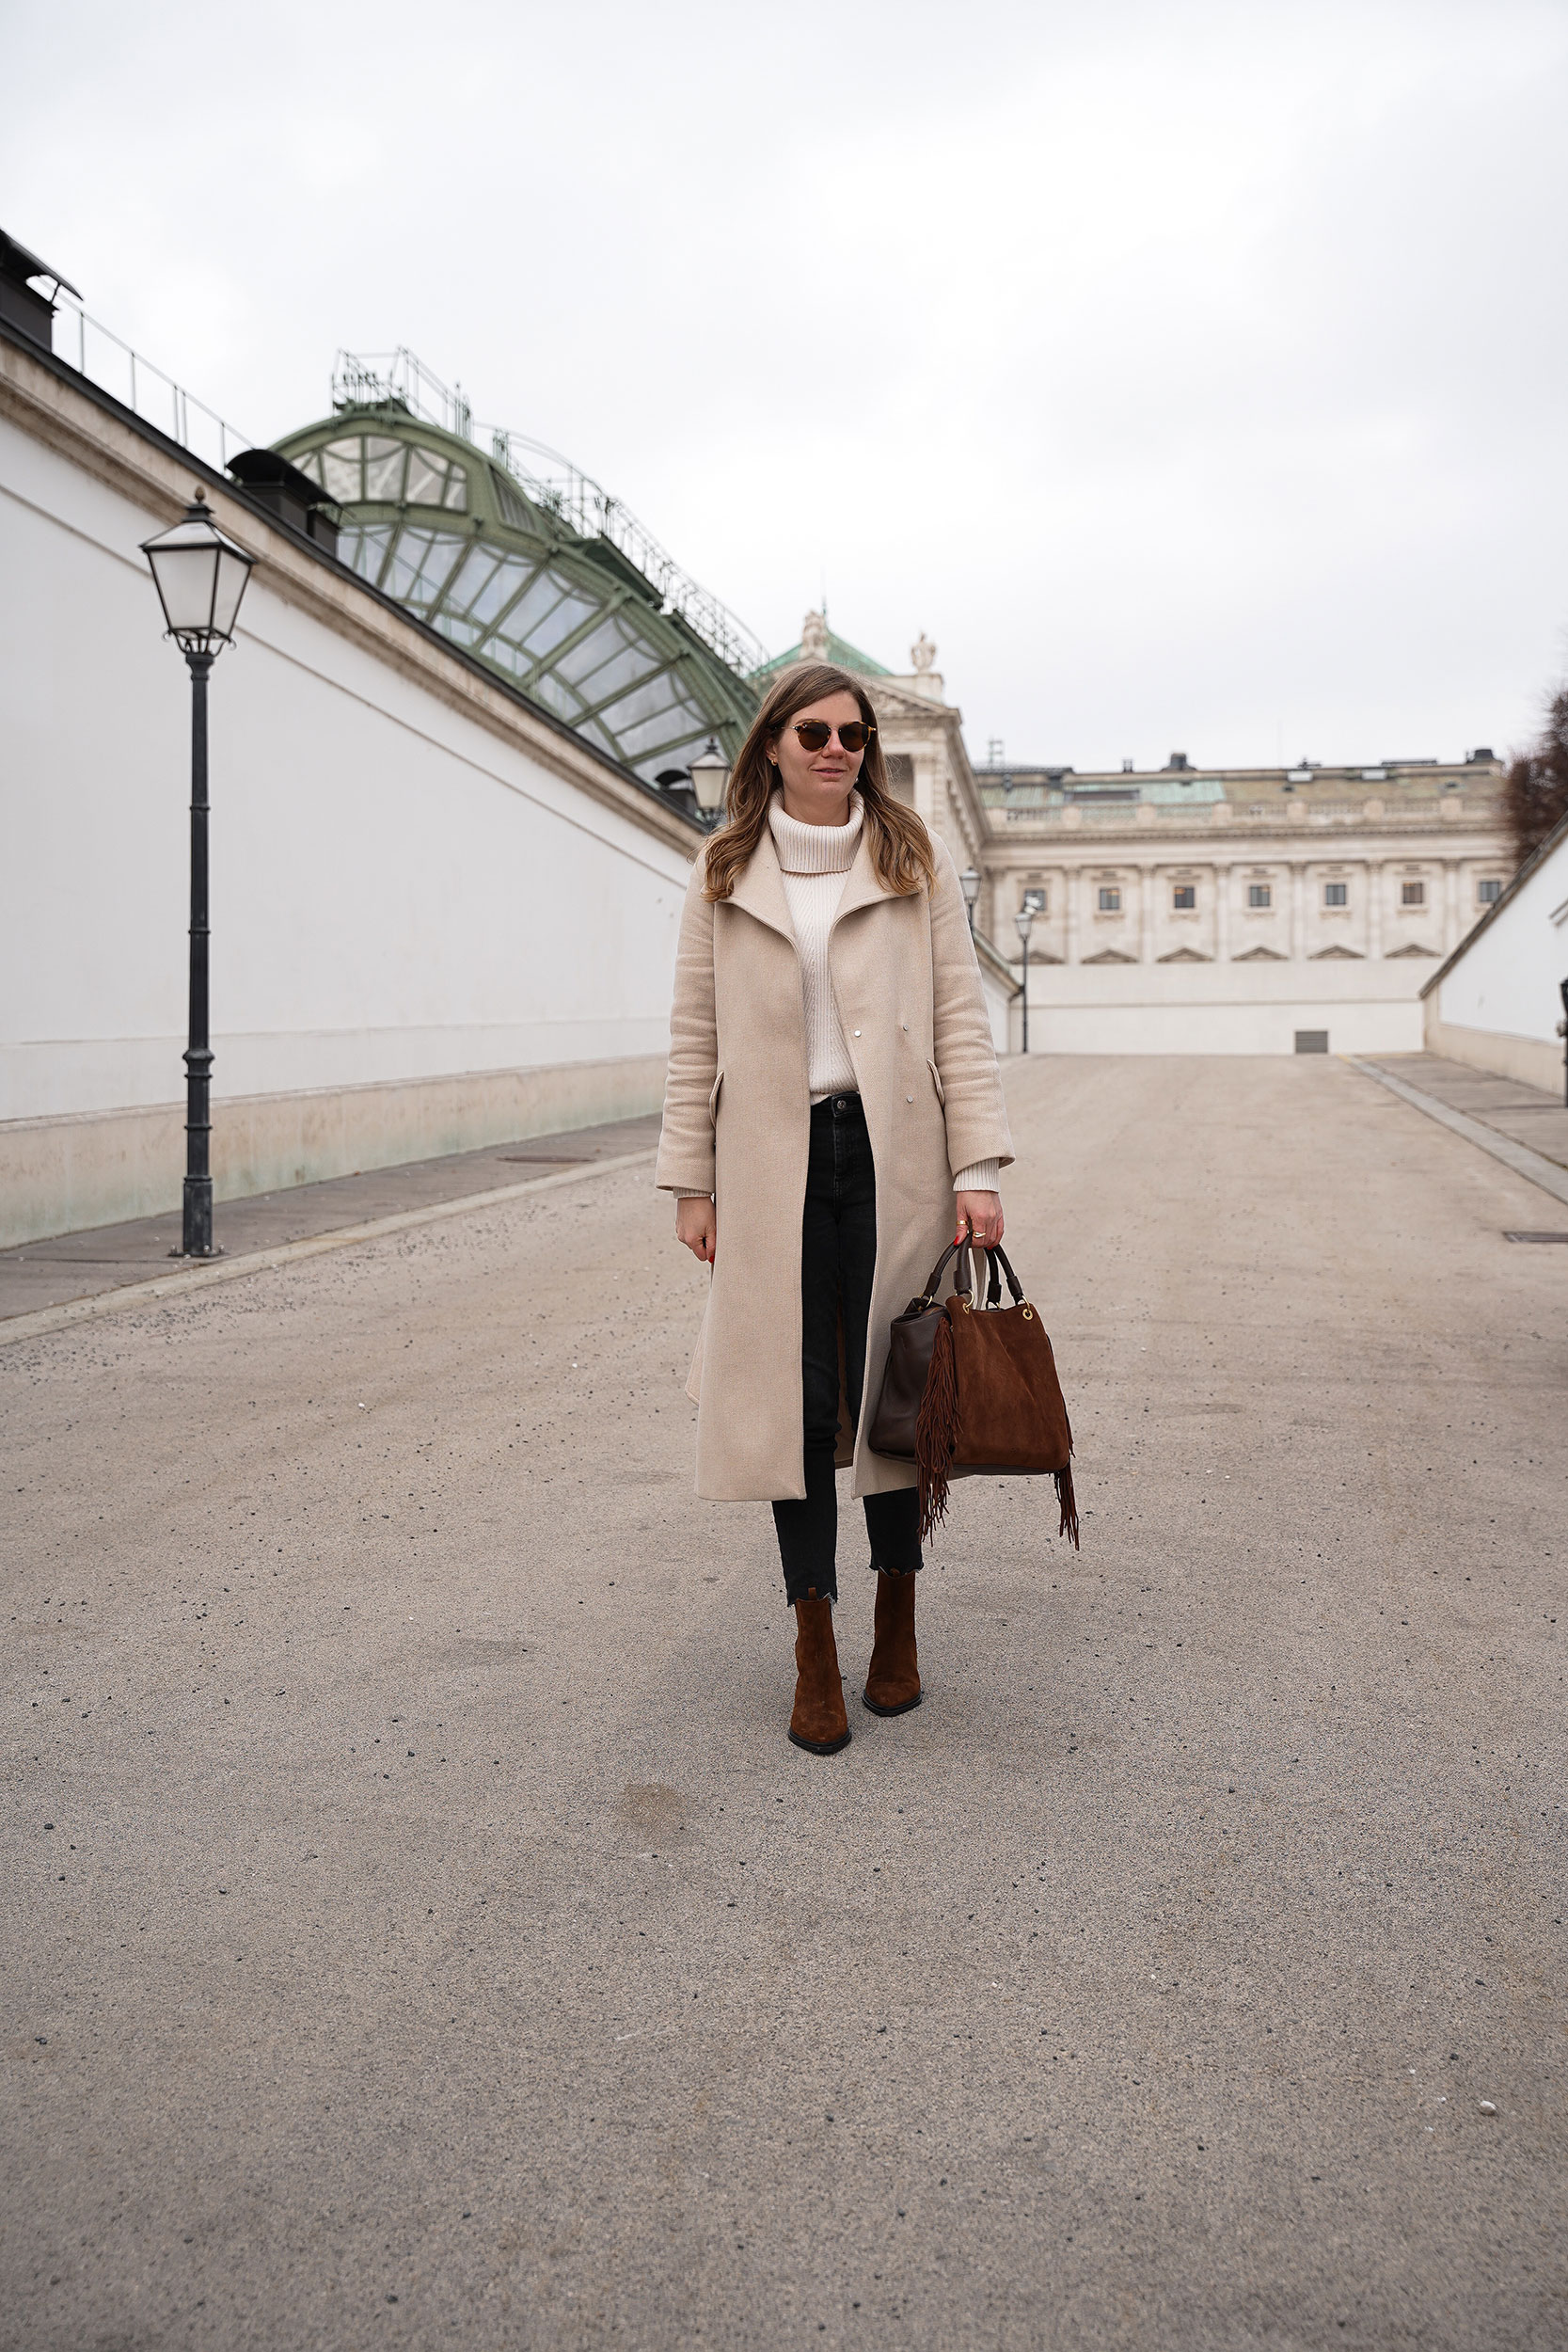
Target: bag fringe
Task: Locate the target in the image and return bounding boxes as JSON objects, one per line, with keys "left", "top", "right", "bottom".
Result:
{"left": 914, "top": 1310, "right": 959, "bottom": 1540}
{"left": 1054, "top": 1461, "right": 1081, "bottom": 1550}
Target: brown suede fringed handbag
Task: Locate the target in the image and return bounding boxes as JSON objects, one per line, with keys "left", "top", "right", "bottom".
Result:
{"left": 868, "top": 1240, "right": 1080, "bottom": 1548}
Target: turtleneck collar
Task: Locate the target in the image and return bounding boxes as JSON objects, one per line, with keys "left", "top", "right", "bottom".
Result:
{"left": 768, "top": 789, "right": 863, "bottom": 875}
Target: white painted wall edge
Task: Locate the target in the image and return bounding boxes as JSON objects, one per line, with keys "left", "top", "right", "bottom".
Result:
{"left": 0, "top": 1054, "right": 666, "bottom": 1248}
{"left": 0, "top": 1150, "right": 657, "bottom": 1350}
{"left": 1420, "top": 1011, "right": 1564, "bottom": 1097}
{"left": 1348, "top": 1059, "right": 1568, "bottom": 1210}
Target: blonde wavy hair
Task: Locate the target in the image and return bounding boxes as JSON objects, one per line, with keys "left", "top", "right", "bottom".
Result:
{"left": 702, "top": 661, "right": 937, "bottom": 903}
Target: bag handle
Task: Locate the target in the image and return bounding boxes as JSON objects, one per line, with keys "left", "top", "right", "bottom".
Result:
{"left": 915, "top": 1237, "right": 1025, "bottom": 1310}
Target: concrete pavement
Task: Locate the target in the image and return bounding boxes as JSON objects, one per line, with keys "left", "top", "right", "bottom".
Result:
{"left": 3, "top": 1057, "right": 1564, "bottom": 2351}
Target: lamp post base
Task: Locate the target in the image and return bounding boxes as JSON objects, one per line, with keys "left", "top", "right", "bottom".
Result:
{"left": 172, "top": 1174, "right": 223, "bottom": 1260}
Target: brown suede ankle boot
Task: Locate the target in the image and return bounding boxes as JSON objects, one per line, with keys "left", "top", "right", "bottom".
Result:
{"left": 863, "top": 1567, "right": 922, "bottom": 1716}
{"left": 788, "top": 1590, "right": 850, "bottom": 1755}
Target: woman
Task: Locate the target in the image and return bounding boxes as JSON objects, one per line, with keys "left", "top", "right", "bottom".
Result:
{"left": 657, "top": 661, "right": 1012, "bottom": 1756}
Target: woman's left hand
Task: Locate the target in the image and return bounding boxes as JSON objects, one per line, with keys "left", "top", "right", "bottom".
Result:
{"left": 956, "top": 1189, "right": 1004, "bottom": 1249}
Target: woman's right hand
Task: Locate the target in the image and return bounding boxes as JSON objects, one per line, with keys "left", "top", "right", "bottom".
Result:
{"left": 675, "top": 1196, "right": 717, "bottom": 1264}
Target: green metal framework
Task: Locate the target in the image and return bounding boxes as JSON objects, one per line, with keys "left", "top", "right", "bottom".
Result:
{"left": 276, "top": 365, "right": 760, "bottom": 785}
{"left": 752, "top": 625, "right": 890, "bottom": 683}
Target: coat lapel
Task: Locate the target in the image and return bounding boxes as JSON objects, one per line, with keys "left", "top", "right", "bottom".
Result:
{"left": 727, "top": 822, "right": 796, "bottom": 943}
{"left": 831, "top": 828, "right": 898, "bottom": 933}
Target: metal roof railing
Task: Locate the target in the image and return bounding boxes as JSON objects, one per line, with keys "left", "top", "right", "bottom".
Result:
{"left": 50, "top": 294, "right": 254, "bottom": 475}
{"left": 331, "top": 347, "right": 768, "bottom": 679}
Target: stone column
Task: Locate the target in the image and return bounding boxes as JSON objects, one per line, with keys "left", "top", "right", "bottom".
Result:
{"left": 1065, "top": 866, "right": 1081, "bottom": 964}
{"left": 1213, "top": 865, "right": 1230, "bottom": 962}
{"left": 1140, "top": 865, "right": 1156, "bottom": 961}
{"left": 1367, "top": 862, "right": 1383, "bottom": 960}
{"left": 1291, "top": 862, "right": 1307, "bottom": 961}
{"left": 1445, "top": 860, "right": 1461, "bottom": 948}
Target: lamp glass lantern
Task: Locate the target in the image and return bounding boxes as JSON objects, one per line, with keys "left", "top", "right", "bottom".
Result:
{"left": 141, "top": 491, "right": 256, "bottom": 655}
{"left": 1014, "top": 906, "right": 1035, "bottom": 944}
{"left": 960, "top": 866, "right": 981, "bottom": 907}
{"left": 689, "top": 738, "right": 731, "bottom": 817}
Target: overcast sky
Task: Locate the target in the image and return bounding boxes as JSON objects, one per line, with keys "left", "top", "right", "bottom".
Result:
{"left": 7, "top": 0, "right": 1567, "bottom": 771}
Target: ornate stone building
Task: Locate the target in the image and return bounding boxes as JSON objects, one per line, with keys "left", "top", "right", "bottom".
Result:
{"left": 762, "top": 614, "right": 1513, "bottom": 1056}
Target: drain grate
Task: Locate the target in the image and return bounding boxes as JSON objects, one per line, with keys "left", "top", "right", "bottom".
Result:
{"left": 1504, "top": 1231, "right": 1568, "bottom": 1244}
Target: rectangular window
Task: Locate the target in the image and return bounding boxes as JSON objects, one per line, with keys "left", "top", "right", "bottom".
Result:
{"left": 1401, "top": 880, "right": 1426, "bottom": 907}
{"left": 1323, "top": 882, "right": 1348, "bottom": 908}
{"left": 1098, "top": 887, "right": 1121, "bottom": 913}
{"left": 1022, "top": 887, "right": 1048, "bottom": 914}
{"left": 1247, "top": 883, "right": 1272, "bottom": 909}
{"left": 1295, "top": 1030, "right": 1329, "bottom": 1055}
{"left": 1477, "top": 878, "right": 1501, "bottom": 905}
{"left": 1172, "top": 884, "right": 1196, "bottom": 910}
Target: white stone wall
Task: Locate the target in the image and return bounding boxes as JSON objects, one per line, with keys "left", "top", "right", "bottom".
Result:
{"left": 0, "top": 367, "right": 698, "bottom": 1240}
{"left": 1424, "top": 827, "right": 1568, "bottom": 1090}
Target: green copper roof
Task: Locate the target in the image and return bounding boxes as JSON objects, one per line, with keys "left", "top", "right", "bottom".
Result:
{"left": 275, "top": 371, "right": 761, "bottom": 786}
{"left": 752, "top": 625, "right": 890, "bottom": 682}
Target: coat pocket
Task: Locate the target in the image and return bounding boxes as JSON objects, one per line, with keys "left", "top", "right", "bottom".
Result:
{"left": 707, "top": 1069, "right": 724, "bottom": 1120}
{"left": 926, "top": 1058, "right": 945, "bottom": 1108}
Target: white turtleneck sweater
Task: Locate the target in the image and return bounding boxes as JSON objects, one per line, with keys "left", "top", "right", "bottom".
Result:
{"left": 677, "top": 792, "right": 996, "bottom": 1196}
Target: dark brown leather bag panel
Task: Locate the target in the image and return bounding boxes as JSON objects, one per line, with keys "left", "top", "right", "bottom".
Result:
{"left": 866, "top": 1301, "right": 943, "bottom": 1460}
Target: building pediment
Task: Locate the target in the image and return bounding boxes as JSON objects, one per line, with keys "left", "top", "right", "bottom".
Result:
{"left": 1157, "top": 946, "right": 1212, "bottom": 963}
{"left": 1311, "top": 945, "right": 1363, "bottom": 960}
{"left": 1234, "top": 945, "right": 1287, "bottom": 961}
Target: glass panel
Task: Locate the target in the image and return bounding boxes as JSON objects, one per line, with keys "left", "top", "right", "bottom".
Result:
{"left": 290, "top": 449, "right": 325, "bottom": 485}
{"left": 388, "top": 529, "right": 465, "bottom": 605}
{"left": 434, "top": 612, "right": 483, "bottom": 649}
{"left": 633, "top": 725, "right": 707, "bottom": 779}
{"left": 468, "top": 557, "right": 535, "bottom": 627}
{"left": 556, "top": 615, "right": 646, "bottom": 689}
{"left": 487, "top": 568, "right": 575, "bottom": 646}
{"left": 405, "top": 450, "right": 446, "bottom": 505}
{"left": 529, "top": 671, "right": 586, "bottom": 720}
{"left": 607, "top": 692, "right": 710, "bottom": 760}
{"left": 384, "top": 528, "right": 431, "bottom": 601}
{"left": 573, "top": 642, "right": 661, "bottom": 704}
{"left": 321, "top": 439, "right": 362, "bottom": 501}
{"left": 595, "top": 670, "right": 691, "bottom": 735}
{"left": 442, "top": 545, "right": 499, "bottom": 614}
{"left": 339, "top": 522, "right": 393, "bottom": 584}
{"left": 491, "top": 471, "right": 529, "bottom": 525}
{"left": 443, "top": 465, "right": 467, "bottom": 513}
{"left": 515, "top": 587, "right": 599, "bottom": 660}
{"left": 364, "top": 442, "right": 406, "bottom": 501}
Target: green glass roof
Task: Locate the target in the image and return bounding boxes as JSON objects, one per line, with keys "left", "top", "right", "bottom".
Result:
{"left": 276, "top": 384, "right": 760, "bottom": 786}
{"left": 752, "top": 626, "right": 890, "bottom": 681}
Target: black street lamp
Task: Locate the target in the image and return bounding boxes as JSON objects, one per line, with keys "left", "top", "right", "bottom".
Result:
{"left": 1014, "top": 904, "right": 1035, "bottom": 1054}
{"left": 689, "top": 738, "right": 731, "bottom": 831}
{"left": 959, "top": 865, "right": 981, "bottom": 937}
{"left": 140, "top": 491, "right": 256, "bottom": 1258}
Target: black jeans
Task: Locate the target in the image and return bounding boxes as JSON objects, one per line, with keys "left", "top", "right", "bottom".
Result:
{"left": 772, "top": 1093, "right": 923, "bottom": 1607}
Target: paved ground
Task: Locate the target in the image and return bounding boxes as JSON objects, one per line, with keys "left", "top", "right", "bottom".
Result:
{"left": 0, "top": 1113, "right": 665, "bottom": 1322}
{"left": 3, "top": 1057, "right": 1564, "bottom": 2352}
{"left": 1361, "top": 1054, "right": 1568, "bottom": 1173}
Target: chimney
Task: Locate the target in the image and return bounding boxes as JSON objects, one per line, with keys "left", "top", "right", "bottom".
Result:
{"left": 226, "top": 448, "right": 342, "bottom": 560}
{"left": 0, "top": 228, "right": 80, "bottom": 354}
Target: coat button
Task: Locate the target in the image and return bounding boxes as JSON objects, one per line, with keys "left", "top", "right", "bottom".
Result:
{"left": 901, "top": 1022, "right": 909, "bottom": 1030}
{"left": 907, "top": 1094, "right": 913, "bottom": 1103}
{"left": 853, "top": 1028, "right": 862, "bottom": 1037}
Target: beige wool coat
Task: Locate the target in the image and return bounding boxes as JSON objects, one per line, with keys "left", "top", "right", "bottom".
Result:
{"left": 656, "top": 818, "right": 1013, "bottom": 1502}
